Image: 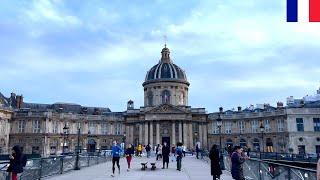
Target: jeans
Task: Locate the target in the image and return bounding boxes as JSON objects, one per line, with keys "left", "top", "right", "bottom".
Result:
{"left": 147, "top": 151, "right": 151, "bottom": 158}
{"left": 176, "top": 156, "right": 182, "bottom": 170}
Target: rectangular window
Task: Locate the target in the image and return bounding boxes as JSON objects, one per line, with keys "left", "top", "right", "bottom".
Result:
{"left": 277, "top": 119, "right": 284, "bottom": 132}
{"left": 212, "top": 122, "right": 218, "bottom": 134}
{"left": 89, "top": 122, "right": 96, "bottom": 134}
{"left": 298, "top": 145, "right": 305, "bottom": 154}
{"left": 251, "top": 120, "right": 258, "bottom": 133}
{"left": 313, "top": 118, "right": 320, "bottom": 132}
{"left": 296, "top": 118, "right": 304, "bottom": 132}
{"left": 101, "top": 123, "right": 108, "bottom": 135}
{"left": 18, "top": 121, "right": 25, "bottom": 133}
{"left": 224, "top": 122, "right": 232, "bottom": 134}
{"left": 115, "top": 123, "right": 122, "bottom": 135}
{"left": 238, "top": 121, "right": 245, "bottom": 134}
{"left": 33, "top": 120, "right": 41, "bottom": 133}
{"left": 53, "top": 121, "right": 58, "bottom": 134}
{"left": 264, "top": 119, "right": 271, "bottom": 133}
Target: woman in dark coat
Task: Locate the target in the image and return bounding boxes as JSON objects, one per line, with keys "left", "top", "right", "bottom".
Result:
{"left": 209, "top": 144, "right": 222, "bottom": 180}
{"left": 231, "top": 146, "right": 248, "bottom": 180}
{"left": 162, "top": 142, "right": 170, "bottom": 169}
{"left": 7, "top": 145, "right": 24, "bottom": 180}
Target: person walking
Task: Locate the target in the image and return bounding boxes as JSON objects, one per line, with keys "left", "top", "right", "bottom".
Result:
{"left": 146, "top": 144, "right": 151, "bottom": 158}
{"left": 162, "top": 142, "right": 170, "bottom": 169}
{"left": 231, "top": 146, "right": 248, "bottom": 180}
{"left": 111, "top": 140, "right": 122, "bottom": 177}
{"left": 125, "top": 144, "right": 134, "bottom": 171}
{"left": 137, "top": 144, "right": 142, "bottom": 157}
{"left": 196, "top": 143, "right": 200, "bottom": 159}
{"left": 156, "top": 144, "right": 162, "bottom": 161}
{"left": 7, "top": 145, "right": 25, "bottom": 180}
{"left": 182, "top": 145, "right": 186, "bottom": 157}
{"left": 209, "top": 144, "right": 222, "bottom": 180}
{"left": 171, "top": 145, "right": 176, "bottom": 162}
{"left": 176, "top": 142, "right": 183, "bottom": 171}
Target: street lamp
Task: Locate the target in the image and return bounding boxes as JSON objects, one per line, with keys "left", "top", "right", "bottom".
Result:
{"left": 260, "top": 123, "right": 265, "bottom": 159}
{"left": 62, "top": 123, "right": 69, "bottom": 155}
{"left": 74, "top": 123, "right": 81, "bottom": 170}
{"left": 216, "top": 114, "right": 225, "bottom": 170}
{"left": 122, "top": 132, "right": 126, "bottom": 157}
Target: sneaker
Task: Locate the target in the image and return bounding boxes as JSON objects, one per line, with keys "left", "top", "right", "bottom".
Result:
{"left": 127, "top": 169, "right": 129, "bottom": 172}
{"left": 111, "top": 174, "right": 115, "bottom": 177}
{"left": 118, "top": 168, "right": 121, "bottom": 174}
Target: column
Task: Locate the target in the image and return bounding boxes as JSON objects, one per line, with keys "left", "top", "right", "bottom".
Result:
{"left": 199, "top": 124, "right": 203, "bottom": 146}
{"left": 203, "top": 124, "right": 208, "bottom": 149}
{"left": 129, "top": 125, "right": 134, "bottom": 145}
{"left": 144, "top": 122, "right": 148, "bottom": 145}
{"left": 139, "top": 123, "right": 143, "bottom": 144}
{"left": 189, "top": 123, "right": 193, "bottom": 149}
{"left": 183, "top": 122, "right": 188, "bottom": 148}
{"left": 156, "top": 122, "right": 160, "bottom": 145}
{"left": 179, "top": 121, "right": 182, "bottom": 143}
{"left": 150, "top": 122, "right": 153, "bottom": 146}
{"left": 172, "top": 122, "right": 176, "bottom": 146}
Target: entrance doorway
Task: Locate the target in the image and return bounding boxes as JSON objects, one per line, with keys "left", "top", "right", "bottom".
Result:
{"left": 162, "top": 137, "right": 170, "bottom": 146}
{"left": 88, "top": 139, "right": 96, "bottom": 153}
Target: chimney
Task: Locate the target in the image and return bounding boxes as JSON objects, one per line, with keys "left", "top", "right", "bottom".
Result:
{"left": 16, "top": 95, "right": 24, "bottom": 109}
{"left": 219, "top": 107, "right": 223, "bottom": 113}
{"left": 277, "top": 102, "right": 283, "bottom": 108}
{"left": 237, "top": 106, "right": 242, "bottom": 111}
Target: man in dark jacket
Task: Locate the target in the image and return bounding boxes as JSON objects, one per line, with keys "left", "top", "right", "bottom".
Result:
{"left": 231, "top": 146, "right": 248, "bottom": 180}
{"left": 209, "top": 144, "right": 222, "bottom": 180}
{"left": 145, "top": 144, "right": 151, "bottom": 158}
{"left": 7, "top": 145, "right": 24, "bottom": 180}
{"left": 162, "top": 142, "right": 170, "bottom": 169}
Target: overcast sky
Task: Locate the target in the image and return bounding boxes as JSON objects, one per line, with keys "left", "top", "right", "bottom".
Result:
{"left": 0, "top": 0, "right": 320, "bottom": 112}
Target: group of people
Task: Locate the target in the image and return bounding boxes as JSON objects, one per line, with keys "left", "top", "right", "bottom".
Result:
{"left": 209, "top": 145, "right": 250, "bottom": 180}
{"left": 110, "top": 140, "right": 185, "bottom": 177}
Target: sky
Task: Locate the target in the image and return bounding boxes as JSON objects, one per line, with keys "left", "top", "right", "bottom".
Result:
{"left": 0, "top": 0, "right": 320, "bottom": 112}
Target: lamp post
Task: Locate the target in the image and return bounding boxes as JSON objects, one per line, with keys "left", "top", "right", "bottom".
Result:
{"left": 260, "top": 123, "right": 265, "bottom": 159}
{"left": 74, "top": 124, "right": 81, "bottom": 170}
{"left": 62, "top": 124, "right": 69, "bottom": 155}
{"left": 217, "top": 114, "right": 225, "bottom": 170}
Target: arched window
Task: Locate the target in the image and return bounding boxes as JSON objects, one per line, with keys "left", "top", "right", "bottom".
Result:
{"left": 147, "top": 91, "right": 153, "bottom": 106}
{"left": 253, "top": 138, "right": 260, "bottom": 151}
{"left": 179, "top": 92, "right": 184, "bottom": 105}
{"left": 162, "top": 90, "right": 171, "bottom": 104}
{"left": 240, "top": 139, "right": 247, "bottom": 147}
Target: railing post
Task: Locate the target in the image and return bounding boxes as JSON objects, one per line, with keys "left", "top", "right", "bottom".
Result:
{"left": 39, "top": 158, "right": 43, "bottom": 179}
{"left": 60, "top": 157, "right": 64, "bottom": 174}
{"left": 259, "top": 161, "right": 262, "bottom": 180}
{"left": 288, "top": 167, "right": 291, "bottom": 180}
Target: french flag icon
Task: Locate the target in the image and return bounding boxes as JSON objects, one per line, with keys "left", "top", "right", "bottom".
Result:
{"left": 287, "top": 0, "right": 320, "bottom": 22}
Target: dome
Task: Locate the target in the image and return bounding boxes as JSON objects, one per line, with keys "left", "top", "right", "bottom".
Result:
{"left": 143, "top": 45, "right": 189, "bottom": 85}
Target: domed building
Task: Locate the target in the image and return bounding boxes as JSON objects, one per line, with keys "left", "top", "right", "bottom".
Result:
{"left": 124, "top": 45, "right": 208, "bottom": 149}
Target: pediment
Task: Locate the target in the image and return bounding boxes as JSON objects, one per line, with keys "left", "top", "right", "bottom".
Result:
{"left": 145, "top": 104, "right": 188, "bottom": 114}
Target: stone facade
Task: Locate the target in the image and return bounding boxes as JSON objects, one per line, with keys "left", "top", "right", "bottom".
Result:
{"left": 208, "top": 108, "right": 289, "bottom": 153}
{"left": 286, "top": 108, "right": 320, "bottom": 154}
{"left": 0, "top": 107, "right": 12, "bottom": 154}
{"left": 1, "top": 45, "right": 320, "bottom": 157}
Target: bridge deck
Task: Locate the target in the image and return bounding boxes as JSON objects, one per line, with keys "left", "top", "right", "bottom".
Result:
{"left": 45, "top": 156, "right": 233, "bottom": 180}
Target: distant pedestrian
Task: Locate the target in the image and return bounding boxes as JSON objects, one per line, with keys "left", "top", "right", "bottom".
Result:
{"left": 182, "top": 145, "right": 186, "bottom": 157}
{"left": 156, "top": 144, "right": 162, "bottom": 160}
{"left": 231, "top": 146, "right": 249, "bottom": 180}
{"left": 196, "top": 143, "right": 200, "bottom": 159}
{"left": 7, "top": 145, "right": 25, "bottom": 180}
{"left": 111, "top": 140, "right": 122, "bottom": 177}
{"left": 247, "top": 148, "right": 251, "bottom": 157}
{"left": 176, "top": 142, "right": 183, "bottom": 171}
{"left": 146, "top": 144, "right": 151, "bottom": 158}
{"left": 162, "top": 142, "right": 170, "bottom": 169}
{"left": 209, "top": 144, "right": 222, "bottom": 180}
{"left": 125, "top": 144, "right": 134, "bottom": 171}
{"left": 317, "top": 158, "right": 320, "bottom": 180}
{"left": 137, "top": 144, "right": 142, "bottom": 157}
{"left": 171, "top": 145, "right": 176, "bottom": 162}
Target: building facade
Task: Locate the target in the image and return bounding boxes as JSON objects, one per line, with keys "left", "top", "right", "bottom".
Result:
{"left": 0, "top": 45, "right": 320, "bottom": 157}
{"left": 0, "top": 107, "right": 12, "bottom": 154}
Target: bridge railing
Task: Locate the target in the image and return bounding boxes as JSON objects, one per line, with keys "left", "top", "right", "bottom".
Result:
{"left": 249, "top": 151, "right": 319, "bottom": 163}
{"left": 200, "top": 150, "right": 317, "bottom": 180}
{"left": 0, "top": 153, "right": 111, "bottom": 180}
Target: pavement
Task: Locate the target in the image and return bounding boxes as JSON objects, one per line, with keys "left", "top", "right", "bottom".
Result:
{"left": 46, "top": 155, "right": 233, "bottom": 180}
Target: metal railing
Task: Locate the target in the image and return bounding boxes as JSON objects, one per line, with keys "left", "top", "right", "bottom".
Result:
{"left": 200, "top": 150, "right": 317, "bottom": 180}
{"left": 0, "top": 153, "right": 111, "bottom": 180}
{"left": 249, "top": 151, "right": 319, "bottom": 163}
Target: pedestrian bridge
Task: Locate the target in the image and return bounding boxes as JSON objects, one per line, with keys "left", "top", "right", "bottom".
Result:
{"left": 45, "top": 156, "right": 232, "bottom": 180}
